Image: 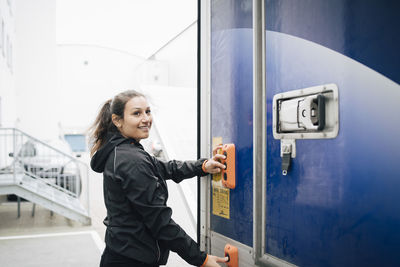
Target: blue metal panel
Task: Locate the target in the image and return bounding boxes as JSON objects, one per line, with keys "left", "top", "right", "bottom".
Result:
{"left": 210, "top": 0, "right": 253, "bottom": 247}
{"left": 265, "top": 0, "right": 400, "bottom": 84}
{"left": 265, "top": 1, "right": 400, "bottom": 266}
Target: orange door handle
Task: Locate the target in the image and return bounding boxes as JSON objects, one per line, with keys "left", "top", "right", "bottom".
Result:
{"left": 220, "top": 144, "right": 236, "bottom": 189}
{"left": 224, "top": 244, "right": 238, "bottom": 267}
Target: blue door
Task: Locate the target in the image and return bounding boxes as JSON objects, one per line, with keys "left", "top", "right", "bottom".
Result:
{"left": 265, "top": 1, "right": 400, "bottom": 266}
{"left": 210, "top": 0, "right": 254, "bottom": 247}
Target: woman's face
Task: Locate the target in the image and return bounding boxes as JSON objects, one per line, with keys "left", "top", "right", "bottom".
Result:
{"left": 116, "top": 96, "right": 152, "bottom": 141}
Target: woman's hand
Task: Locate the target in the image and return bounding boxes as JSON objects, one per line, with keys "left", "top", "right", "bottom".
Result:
{"left": 204, "top": 255, "right": 229, "bottom": 267}
{"left": 203, "top": 145, "right": 226, "bottom": 174}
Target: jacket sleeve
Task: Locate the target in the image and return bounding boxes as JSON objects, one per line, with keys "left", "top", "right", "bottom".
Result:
{"left": 153, "top": 157, "right": 208, "bottom": 183}
{"left": 116, "top": 155, "right": 207, "bottom": 266}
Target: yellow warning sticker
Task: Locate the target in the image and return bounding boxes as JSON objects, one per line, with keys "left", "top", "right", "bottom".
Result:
{"left": 211, "top": 136, "right": 230, "bottom": 219}
{"left": 212, "top": 186, "right": 230, "bottom": 219}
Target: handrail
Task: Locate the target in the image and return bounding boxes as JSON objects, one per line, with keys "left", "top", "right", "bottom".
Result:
{"left": 22, "top": 170, "right": 79, "bottom": 197}
{"left": 0, "top": 127, "right": 90, "bottom": 217}
{"left": 13, "top": 128, "right": 17, "bottom": 185}
{"left": 0, "top": 127, "right": 85, "bottom": 164}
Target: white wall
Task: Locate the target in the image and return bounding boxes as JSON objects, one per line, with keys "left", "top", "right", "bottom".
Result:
{"left": 56, "top": 23, "right": 197, "bottom": 140}
{"left": 1, "top": 0, "right": 198, "bottom": 136}
{"left": 14, "top": 0, "right": 57, "bottom": 140}
{"left": 142, "top": 22, "right": 198, "bottom": 158}
{"left": 0, "top": 0, "right": 16, "bottom": 127}
{"left": 155, "top": 23, "right": 197, "bottom": 88}
{"left": 7, "top": 1, "right": 197, "bottom": 145}
{"left": 56, "top": 46, "right": 145, "bottom": 132}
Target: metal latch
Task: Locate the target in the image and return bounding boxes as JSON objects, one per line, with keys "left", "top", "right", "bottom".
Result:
{"left": 273, "top": 84, "right": 339, "bottom": 175}
{"left": 281, "top": 139, "right": 296, "bottom": 175}
{"left": 278, "top": 94, "right": 325, "bottom": 133}
{"left": 273, "top": 84, "right": 339, "bottom": 140}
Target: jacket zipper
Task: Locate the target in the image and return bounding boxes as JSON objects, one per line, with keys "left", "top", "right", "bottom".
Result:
{"left": 156, "top": 240, "right": 161, "bottom": 262}
{"left": 113, "top": 147, "right": 117, "bottom": 174}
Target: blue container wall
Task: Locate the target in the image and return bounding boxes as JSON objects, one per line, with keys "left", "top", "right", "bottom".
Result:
{"left": 265, "top": 1, "right": 400, "bottom": 267}
{"left": 210, "top": 0, "right": 253, "bottom": 247}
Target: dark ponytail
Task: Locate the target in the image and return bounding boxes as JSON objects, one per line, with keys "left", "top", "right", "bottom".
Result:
{"left": 89, "top": 99, "right": 117, "bottom": 156}
{"left": 89, "top": 90, "right": 145, "bottom": 156}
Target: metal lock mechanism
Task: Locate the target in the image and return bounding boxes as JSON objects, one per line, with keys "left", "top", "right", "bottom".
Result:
{"left": 281, "top": 139, "right": 296, "bottom": 176}
{"left": 273, "top": 84, "right": 339, "bottom": 175}
{"left": 278, "top": 93, "right": 325, "bottom": 133}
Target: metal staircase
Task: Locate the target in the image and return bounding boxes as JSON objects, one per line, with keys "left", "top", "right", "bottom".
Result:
{"left": 0, "top": 128, "right": 91, "bottom": 225}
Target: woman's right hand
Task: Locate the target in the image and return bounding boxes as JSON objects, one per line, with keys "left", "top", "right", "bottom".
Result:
{"left": 202, "top": 145, "right": 227, "bottom": 174}
{"left": 204, "top": 255, "right": 229, "bottom": 267}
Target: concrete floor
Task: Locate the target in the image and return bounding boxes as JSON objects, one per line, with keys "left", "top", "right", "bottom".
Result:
{"left": 0, "top": 153, "right": 196, "bottom": 266}
{"left": 0, "top": 231, "right": 102, "bottom": 267}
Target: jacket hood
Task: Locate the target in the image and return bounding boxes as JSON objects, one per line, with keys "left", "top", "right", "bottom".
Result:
{"left": 90, "top": 133, "right": 133, "bottom": 173}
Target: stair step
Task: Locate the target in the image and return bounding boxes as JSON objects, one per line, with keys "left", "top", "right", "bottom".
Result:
{"left": 0, "top": 173, "right": 23, "bottom": 186}
{"left": 0, "top": 173, "right": 90, "bottom": 224}
{"left": 0, "top": 128, "right": 91, "bottom": 225}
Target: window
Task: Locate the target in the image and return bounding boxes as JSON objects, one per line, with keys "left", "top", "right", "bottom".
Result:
{"left": 64, "top": 134, "right": 87, "bottom": 152}
{"left": 6, "top": 35, "right": 12, "bottom": 71}
{"left": 5, "top": 32, "right": 12, "bottom": 72}
{"left": 0, "top": 97, "right": 2, "bottom": 127}
{"left": 7, "top": 41, "right": 12, "bottom": 72}
{"left": 1, "top": 19, "right": 4, "bottom": 58}
{"left": 7, "top": 0, "right": 13, "bottom": 16}
{"left": 6, "top": 34, "right": 11, "bottom": 69}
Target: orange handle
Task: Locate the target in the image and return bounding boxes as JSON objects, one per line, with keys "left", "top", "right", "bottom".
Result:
{"left": 224, "top": 243, "right": 238, "bottom": 267}
{"left": 220, "top": 144, "right": 236, "bottom": 189}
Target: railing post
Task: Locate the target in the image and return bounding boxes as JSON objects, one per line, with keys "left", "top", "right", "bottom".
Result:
{"left": 13, "top": 128, "right": 16, "bottom": 184}
{"left": 86, "top": 166, "right": 90, "bottom": 216}
{"left": 4, "top": 127, "right": 91, "bottom": 223}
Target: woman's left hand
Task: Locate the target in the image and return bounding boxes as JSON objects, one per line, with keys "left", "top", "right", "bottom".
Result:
{"left": 203, "top": 145, "right": 227, "bottom": 174}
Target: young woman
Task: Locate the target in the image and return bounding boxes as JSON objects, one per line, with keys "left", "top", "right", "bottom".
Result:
{"left": 90, "top": 90, "right": 228, "bottom": 267}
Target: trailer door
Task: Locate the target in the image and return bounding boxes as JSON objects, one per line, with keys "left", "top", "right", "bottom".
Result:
{"left": 262, "top": 1, "right": 400, "bottom": 267}
{"left": 200, "top": 0, "right": 256, "bottom": 266}
{"left": 201, "top": 1, "right": 400, "bottom": 267}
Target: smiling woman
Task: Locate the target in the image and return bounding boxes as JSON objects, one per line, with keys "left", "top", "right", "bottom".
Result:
{"left": 112, "top": 96, "right": 152, "bottom": 141}
{"left": 89, "top": 90, "right": 146, "bottom": 156}
{"left": 88, "top": 90, "right": 228, "bottom": 267}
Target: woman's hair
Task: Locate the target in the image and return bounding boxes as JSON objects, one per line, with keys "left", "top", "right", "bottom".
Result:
{"left": 89, "top": 90, "right": 145, "bottom": 156}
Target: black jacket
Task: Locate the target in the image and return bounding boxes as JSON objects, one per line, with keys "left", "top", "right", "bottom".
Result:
{"left": 91, "top": 133, "right": 208, "bottom": 266}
